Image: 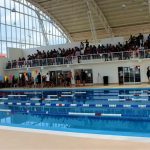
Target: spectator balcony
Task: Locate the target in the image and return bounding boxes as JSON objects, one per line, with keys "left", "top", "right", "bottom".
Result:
{"left": 4, "top": 49, "right": 150, "bottom": 70}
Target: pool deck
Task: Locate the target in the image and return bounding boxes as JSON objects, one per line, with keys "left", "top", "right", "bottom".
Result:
{"left": 0, "top": 83, "right": 150, "bottom": 91}
{"left": 0, "top": 126, "right": 150, "bottom": 150}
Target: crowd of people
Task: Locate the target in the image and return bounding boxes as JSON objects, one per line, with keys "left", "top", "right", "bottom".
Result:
{"left": 0, "top": 70, "right": 88, "bottom": 88}
{"left": 6, "top": 33, "right": 150, "bottom": 69}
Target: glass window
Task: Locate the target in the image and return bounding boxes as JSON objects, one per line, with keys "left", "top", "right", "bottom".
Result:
{"left": 0, "top": 41, "right": 2, "bottom": 53}
{"left": 16, "top": 27, "right": 21, "bottom": 42}
{"left": 1, "top": 8, "right": 6, "bottom": 24}
{"left": 15, "top": 12, "right": 20, "bottom": 27}
{"left": 1, "top": 24, "right": 6, "bottom": 40}
{"left": 0, "top": 0, "right": 5, "bottom": 7}
{"left": 6, "top": 25, "right": 11, "bottom": 41}
{"left": 28, "top": 16, "right": 32, "bottom": 30}
{"left": 24, "top": 15, "right": 28, "bottom": 29}
{"left": 20, "top": 28, "right": 25, "bottom": 43}
{"left": 7, "top": 42, "right": 12, "bottom": 49}
{"left": 2, "top": 42, "right": 6, "bottom": 54}
{"left": 0, "top": 0, "right": 69, "bottom": 54}
{"left": 20, "top": 13, "right": 25, "bottom": 28}
{"left": 5, "top": 9, "right": 11, "bottom": 25}
{"left": 11, "top": 26, "right": 16, "bottom": 42}
{"left": 14, "top": 1, "right": 20, "bottom": 12}
{"left": 33, "top": 31, "right": 36, "bottom": 45}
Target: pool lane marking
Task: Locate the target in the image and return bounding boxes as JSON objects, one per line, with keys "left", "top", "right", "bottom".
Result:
{"left": 68, "top": 112, "right": 122, "bottom": 117}
{"left": 0, "top": 109, "right": 11, "bottom": 112}
{"left": 1, "top": 102, "right": 150, "bottom": 109}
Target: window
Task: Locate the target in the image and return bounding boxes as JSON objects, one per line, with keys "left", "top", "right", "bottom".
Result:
{"left": 0, "top": 0, "right": 69, "bottom": 54}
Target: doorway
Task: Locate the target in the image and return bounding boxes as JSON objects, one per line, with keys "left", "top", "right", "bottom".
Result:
{"left": 118, "top": 66, "right": 141, "bottom": 84}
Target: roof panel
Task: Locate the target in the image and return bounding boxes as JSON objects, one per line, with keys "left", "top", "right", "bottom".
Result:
{"left": 29, "top": 0, "right": 150, "bottom": 42}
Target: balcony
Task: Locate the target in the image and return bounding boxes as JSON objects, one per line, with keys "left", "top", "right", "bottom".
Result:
{"left": 5, "top": 49, "right": 150, "bottom": 70}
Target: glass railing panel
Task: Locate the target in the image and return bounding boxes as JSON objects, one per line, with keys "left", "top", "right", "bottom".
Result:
{"left": 111, "top": 52, "right": 122, "bottom": 61}
{"left": 64, "top": 57, "right": 71, "bottom": 64}
{"left": 31, "top": 59, "right": 39, "bottom": 67}
{"left": 6, "top": 62, "right": 12, "bottom": 69}
{"left": 81, "top": 55, "right": 91, "bottom": 60}
{"left": 72, "top": 56, "right": 78, "bottom": 64}
{"left": 122, "top": 51, "right": 133, "bottom": 60}
{"left": 17, "top": 61, "right": 25, "bottom": 68}
{"left": 91, "top": 54, "right": 101, "bottom": 60}
{"left": 138, "top": 50, "right": 145, "bottom": 59}
{"left": 47, "top": 58, "right": 56, "bottom": 65}
{"left": 5, "top": 50, "right": 150, "bottom": 70}
{"left": 56, "top": 57, "right": 64, "bottom": 65}
{"left": 145, "top": 49, "right": 150, "bottom": 58}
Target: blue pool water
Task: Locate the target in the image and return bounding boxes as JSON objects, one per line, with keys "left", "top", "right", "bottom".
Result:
{"left": 0, "top": 88, "right": 150, "bottom": 137}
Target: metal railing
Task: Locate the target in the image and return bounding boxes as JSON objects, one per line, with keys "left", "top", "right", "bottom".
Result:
{"left": 5, "top": 49, "right": 150, "bottom": 69}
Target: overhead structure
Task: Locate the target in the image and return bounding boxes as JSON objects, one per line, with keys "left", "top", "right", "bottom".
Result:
{"left": 35, "top": 10, "right": 49, "bottom": 46}
{"left": 26, "top": 0, "right": 73, "bottom": 42}
{"left": 89, "top": 0, "right": 113, "bottom": 36}
{"left": 85, "top": 0, "right": 98, "bottom": 44}
{"left": 27, "top": 0, "right": 150, "bottom": 42}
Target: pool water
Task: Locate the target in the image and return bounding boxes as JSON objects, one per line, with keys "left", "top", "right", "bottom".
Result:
{"left": 0, "top": 88, "right": 150, "bottom": 137}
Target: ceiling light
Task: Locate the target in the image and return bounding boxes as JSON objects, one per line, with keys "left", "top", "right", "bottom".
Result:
{"left": 122, "top": 4, "right": 127, "bottom": 8}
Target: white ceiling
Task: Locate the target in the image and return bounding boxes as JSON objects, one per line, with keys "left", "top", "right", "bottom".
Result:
{"left": 28, "top": 0, "right": 150, "bottom": 42}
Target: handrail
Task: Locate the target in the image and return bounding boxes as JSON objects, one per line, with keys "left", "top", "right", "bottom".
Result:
{"left": 5, "top": 49, "right": 150, "bottom": 69}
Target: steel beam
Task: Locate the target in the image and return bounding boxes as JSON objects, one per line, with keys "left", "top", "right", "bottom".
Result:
{"left": 86, "top": 0, "right": 98, "bottom": 44}
{"left": 89, "top": 0, "right": 113, "bottom": 36}
{"left": 35, "top": 10, "right": 49, "bottom": 46}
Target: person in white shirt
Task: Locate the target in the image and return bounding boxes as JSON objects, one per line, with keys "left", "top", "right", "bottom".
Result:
{"left": 46, "top": 73, "right": 50, "bottom": 87}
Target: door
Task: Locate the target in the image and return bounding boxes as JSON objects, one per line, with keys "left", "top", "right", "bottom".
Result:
{"left": 118, "top": 66, "right": 141, "bottom": 84}
{"left": 123, "top": 66, "right": 141, "bottom": 84}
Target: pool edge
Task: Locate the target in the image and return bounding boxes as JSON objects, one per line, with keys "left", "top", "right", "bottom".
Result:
{"left": 0, "top": 125, "right": 150, "bottom": 143}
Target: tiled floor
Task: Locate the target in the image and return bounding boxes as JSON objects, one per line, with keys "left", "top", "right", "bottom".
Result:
{"left": 0, "top": 128, "right": 150, "bottom": 150}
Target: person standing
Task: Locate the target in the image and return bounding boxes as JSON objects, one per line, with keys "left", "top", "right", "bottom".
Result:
{"left": 59, "top": 73, "right": 65, "bottom": 87}
{"left": 75, "top": 71, "right": 80, "bottom": 87}
{"left": 37, "top": 73, "right": 41, "bottom": 88}
{"left": 46, "top": 73, "right": 50, "bottom": 87}
{"left": 147, "top": 67, "right": 150, "bottom": 83}
{"left": 66, "top": 71, "right": 72, "bottom": 87}
{"left": 81, "top": 70, "right": 87, "bottom": 86}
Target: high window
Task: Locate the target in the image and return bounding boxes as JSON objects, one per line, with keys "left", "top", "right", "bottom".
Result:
{"left": 0, "top": 0, "right": 70, "bottom": 54}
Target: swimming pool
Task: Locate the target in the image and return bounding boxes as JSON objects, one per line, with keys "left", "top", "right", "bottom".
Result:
{"left": 0, "top": 88, "right": 150, "bottom": 137}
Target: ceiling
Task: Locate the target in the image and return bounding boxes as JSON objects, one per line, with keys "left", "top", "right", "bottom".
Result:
{"left": 28, "top": 0, "right": 150, "bottom": 42}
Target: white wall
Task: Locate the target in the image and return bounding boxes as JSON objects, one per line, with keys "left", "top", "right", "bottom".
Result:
{"left": 7, "top": 47, "right": 23, "bottom": 60}
{"left": 22, "top": 42, "right": 81, "bottom": 58}
{"left": 100, "top": 37, "right": 125, "bottom": 46}
{"left": 3, "top": 59, "right": 150, "bottom": 84}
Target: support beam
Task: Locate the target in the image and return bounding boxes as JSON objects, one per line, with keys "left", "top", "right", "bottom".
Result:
{"left": 35, "top": 10, "right": 49, "bottom": 46}
{"left": 86, "top": 0, "right": 98, "bottom": 44}
{"left": 89, "top": 0, "right": 113, "bottom": 36}
{"left": 148, "top": 0, "right": 150, "bottom": 14}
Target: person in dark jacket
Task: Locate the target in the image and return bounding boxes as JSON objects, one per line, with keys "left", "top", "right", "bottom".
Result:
{"left": 37, "top": 73, "right": 41, "bottom": 87}
{"left": 147, "top": 67, "right": 150, "bottom": 82}
{"left": 81, "top": 70, "right": 87, "bottom": 86}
